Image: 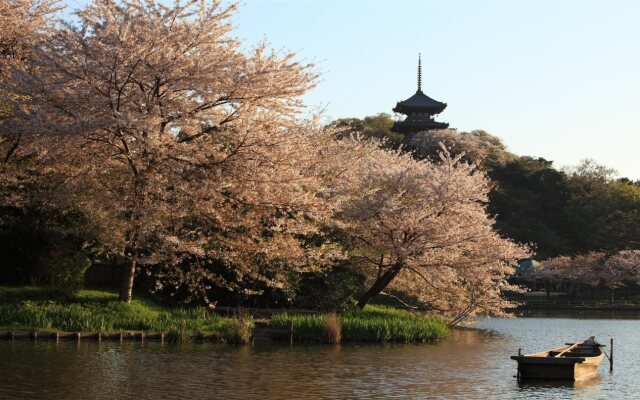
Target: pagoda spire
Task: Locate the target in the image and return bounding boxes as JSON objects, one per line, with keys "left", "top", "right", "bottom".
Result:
{"left": 417, "top": 53, "right": 422, "bottom": 92}
{"left": 391, "top": 55, "right": 449, "bottom": 134}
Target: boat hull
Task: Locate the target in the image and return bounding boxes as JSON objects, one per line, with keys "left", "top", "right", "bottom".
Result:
{"left": 513, "top": 354, "right": 604, "bottom": 381}
{"left": 511, "top": 340, "right": 605, "bottom": 381}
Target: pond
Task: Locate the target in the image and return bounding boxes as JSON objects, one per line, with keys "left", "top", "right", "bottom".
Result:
{"left": 1, "top": 313, "right": 639, "bottom": 399}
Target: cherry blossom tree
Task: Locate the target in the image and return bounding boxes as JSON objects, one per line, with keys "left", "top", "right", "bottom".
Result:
{"left": 0, "top": 0, "right": 348, "bottom": 303}
{"left": 404, "top": 129, "right": 513, "bottom": 169}
{"left": 600, "top": 250, "right": 640, "bottom": 303}
{"left": 537, "top": 251, "right": 640, "bottom": 302}
{"left": 334, "top": 143, "right": 528, "bottom": 316}
{"left": 533, "top": 253, "right": 603, "bottom": 298}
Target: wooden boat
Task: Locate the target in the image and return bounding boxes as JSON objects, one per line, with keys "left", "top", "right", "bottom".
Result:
{"left": 511, "top": 337, "right": 605, "bottom": 381}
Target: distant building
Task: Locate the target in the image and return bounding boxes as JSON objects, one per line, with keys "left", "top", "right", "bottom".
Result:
{"left": 391, "top": 54, "right": 449, "bottom": 134}
{"left": 516, "top": 259, "right": 540, "bottom": 277}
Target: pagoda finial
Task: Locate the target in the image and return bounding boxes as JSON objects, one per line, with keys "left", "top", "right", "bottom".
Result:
{"left": 417, "top": 53, "right": 422, "bottom": 92}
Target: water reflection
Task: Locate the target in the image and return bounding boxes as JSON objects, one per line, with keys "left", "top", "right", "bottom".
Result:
{"left": 1, "top": 315, "right": 639, "bottom": 399}
{"left": 518, "top": 374, "right": 603, "bottom": 389}
{"left": 516, "top": 375, "right": 605, "bottom": 399}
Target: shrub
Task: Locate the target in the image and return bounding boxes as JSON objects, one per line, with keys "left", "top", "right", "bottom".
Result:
{"left": 293, "top": 265, "right": 366, "bottom": 312}
{"left": 49, "top": 252, "right": 91, "bottom": 295}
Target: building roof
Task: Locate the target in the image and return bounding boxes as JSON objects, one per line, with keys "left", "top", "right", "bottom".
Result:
{"left": 393, "top": 90, "right": 447, "bottom": 115}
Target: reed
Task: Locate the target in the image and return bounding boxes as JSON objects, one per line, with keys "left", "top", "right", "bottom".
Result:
{"left": 227, "top": 309, "right": 252, "bottom": 344}
{"left": 323, "top": 313, "right": 342, "bottom": 344}
{"left": 270, "top": 305, "right": 448, "bottom": 343}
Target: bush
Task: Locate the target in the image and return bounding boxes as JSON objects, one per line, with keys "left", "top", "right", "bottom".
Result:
{"left": 292, "top": 265, "right": 366, "bottom": 312}
{"left": 49, "top": 252, "right": 91, "bottom": 295}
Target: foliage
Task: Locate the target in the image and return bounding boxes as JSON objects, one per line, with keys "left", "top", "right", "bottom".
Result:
{"left": 270, "top": 305, "right": 449, "bottom": 342}
{"left": 0, "top": 0, "right": 59, "bottom": 159}
{"left": 290, "top": 264, "right": 367, "bottom": 312}
{"left": 0, "top": 167, "right": 94, "bottom": 291}
{"left": 406, "top": 129, "right": 514, "bottom": 169}
{"left": 563, "top": 161, "right": 640, "bottom": 253}
{"left": 0, "top": 0, "right": 57, "bottom": 65}
{"left": 47, "top": 252, "right": 92, "bottom": 295}
{"left": 332, "top": 113, "right": 402, "bottom": 146}
{"left": 488, "top": 156, "right": 572, "bottom": 258}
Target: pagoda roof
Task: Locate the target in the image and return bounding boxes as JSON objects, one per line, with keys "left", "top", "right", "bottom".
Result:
{"left": 393, "top": 90, "right": 447, "bottom": 115}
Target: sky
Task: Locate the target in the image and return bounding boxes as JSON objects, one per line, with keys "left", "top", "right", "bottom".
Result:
{"left": 61, "top": 0, "right": 640, "bottom": 179}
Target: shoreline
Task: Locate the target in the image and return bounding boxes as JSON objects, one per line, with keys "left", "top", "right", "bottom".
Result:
{"left": 0, "top": 286, "right": 450, "bottom": 345}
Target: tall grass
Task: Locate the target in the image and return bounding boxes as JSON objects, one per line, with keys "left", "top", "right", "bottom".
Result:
{"left": 0, "top": 286, "right": 250, "bottom": 343}
{"left": 270, "top": 305, "right": 449, "bottom": 343}
{"left": 324, "top": 313, "right": 342, "bottom": 344}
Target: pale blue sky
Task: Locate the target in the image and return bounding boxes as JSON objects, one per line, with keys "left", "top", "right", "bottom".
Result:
{"left": 61, "top": 0, "right": 640, "bottom": 179}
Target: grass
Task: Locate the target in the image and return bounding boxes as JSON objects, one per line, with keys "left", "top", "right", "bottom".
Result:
{"left": 0, "top": 286, "right": 251, "bottom": 343}
{"left": 270, "top": 304, "right": 449, "bottom": 343}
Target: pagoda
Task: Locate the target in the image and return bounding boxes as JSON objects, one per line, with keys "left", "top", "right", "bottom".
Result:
{"left": 391, "top": 55, "right": 449, "bottom": 134}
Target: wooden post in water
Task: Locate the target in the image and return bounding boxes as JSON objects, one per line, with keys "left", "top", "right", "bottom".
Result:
{"left": 610, "top": 338, "right": 614, "bottom": 371}
{"left": 288, "top": 320, "right": 294, "bottom": 346}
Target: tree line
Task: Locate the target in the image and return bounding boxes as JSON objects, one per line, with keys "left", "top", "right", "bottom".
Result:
{"left": 527, "top": 251, "right": 640, "bottom": 302}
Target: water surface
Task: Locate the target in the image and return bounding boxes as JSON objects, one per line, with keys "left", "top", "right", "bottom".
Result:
{"left": 1, "top": 314, "right": 638, "bottom": 399}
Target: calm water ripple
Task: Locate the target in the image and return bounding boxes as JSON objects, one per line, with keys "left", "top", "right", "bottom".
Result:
{"left": 1, "top": 315, "right": 639, "bottom": 399}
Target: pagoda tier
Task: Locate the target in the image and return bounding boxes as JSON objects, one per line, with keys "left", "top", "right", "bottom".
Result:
{"left": 391, "top": 114, "right": 449, "bottom": 133}
{"left": 392, "top": 90, "right": 447, "bottom": 115}
{"left": 391, "top": 54, "right": 449, "bottom": 134}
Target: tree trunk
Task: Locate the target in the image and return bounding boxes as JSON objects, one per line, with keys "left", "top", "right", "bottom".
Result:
{"left": 545, "top": 281, "right": 551, "bottom": 300}
{"left": 610, "top": 287, "right": 614, "bottom": 305}
{"left": 119, "top": 261, "right": 136, "bottom": 303}
{"left": 357, "top": 264, "right": 403, "bottom": 309}
{"left": 119, "top": 178, "right": 142, "bottom": 303}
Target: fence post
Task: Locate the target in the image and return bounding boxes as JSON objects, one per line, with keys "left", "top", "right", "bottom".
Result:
{"left": 610, "top": 338, "right": 614, "bottom": 371}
